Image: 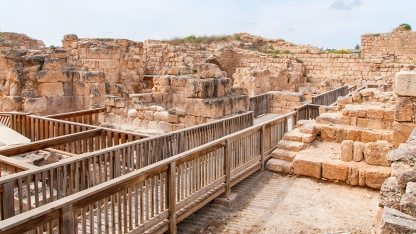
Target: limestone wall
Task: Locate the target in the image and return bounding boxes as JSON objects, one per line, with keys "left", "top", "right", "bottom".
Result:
{"left": 104, "top": 64, "right": 249, "bottom": 133}
{"left": 143, "top": 40, "right": 211, "bottom": 76}
{"left": 362, "top": 30, "right": 416, "bottom": 60}
{"left": 376, "top": 128, "right": 416, "bottom": 233}
{"left": 295, "top": 53, "right": 415, "bottom": 89}
{"left": 0, "top": 33, "right": 146, "bottom": 114}
{"left": 64, "top": 35, "right": 145, "bottom": 94}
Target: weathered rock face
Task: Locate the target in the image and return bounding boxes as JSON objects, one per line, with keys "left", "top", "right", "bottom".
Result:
{"left": 376, "top": 129, "right": 416, "bottom": 233}
{"left": 0, "top": 33, "right": 145, "bottom": 114}
{"left": 63, "top": 35, "right": 145, "bottom": 95}
{"left": 104, "top": 63, "right": 249, "bottom": 133}
{"left": 362, "top": 29, "right": 416, "bottom": 61}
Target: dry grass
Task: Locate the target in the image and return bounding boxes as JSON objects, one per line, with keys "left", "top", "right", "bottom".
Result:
{"left": 165, "top": 35, "right": 230, "bottom": 45}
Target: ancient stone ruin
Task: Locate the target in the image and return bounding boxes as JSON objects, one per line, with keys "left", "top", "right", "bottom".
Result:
{"left": 0, "top": 25, "right": 415, "bottom": 233}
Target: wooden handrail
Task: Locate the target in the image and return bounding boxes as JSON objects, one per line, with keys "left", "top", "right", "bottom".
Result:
{"left": 45, "top": 107, "right": 105, "bottom": 119}
{"left": 0, "top": 111, "right": 296, "bottom": 233}
{"left": 311, "top": 85, "right": 349, "bottom": 106}
{"left": 0, "top": 111, "right": 254, "bottom": 222}
{"left": 0, "top": 129, "right": 101, "bottom": 156}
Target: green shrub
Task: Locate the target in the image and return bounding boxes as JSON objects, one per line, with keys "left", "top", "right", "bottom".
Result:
{"left": 184, "top": 35, "right": 197, "bottom": 43}
{"left": 400, "top": 23, "right": 412, "bottom": 31}
{"left": 327, "top": 49, "right": 351, "bottom": 54}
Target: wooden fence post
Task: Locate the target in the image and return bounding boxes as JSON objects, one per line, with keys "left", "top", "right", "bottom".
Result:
{"left": 2, "top": 181, "right": 15, "bottom": 219}
{"left": 60, "top": 204, "right": 75, "bottom": 234}
{"left": 113, "top": 150, "right": 121, "bottom": 178}
{"left": 178, "top": 132, "right": 185, "bottom": 153}
{"left": 284, "top": 117, "right": 288, "bottom": 133}
{"left": 168, "top": 162, "right": 177, "bottom": 234}
{"left": 224, "top": 140, "right": 231, "bottom": 197}
{"left": 260, "top": 126, "right": 265, "bottom": 170}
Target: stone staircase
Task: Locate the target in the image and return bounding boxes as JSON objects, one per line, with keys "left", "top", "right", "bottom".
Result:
{"left": 316, "top": 103, "right": 395, "bottom": 144}
{"left": 266, "top": 120, "right": 317, "bottom": 174}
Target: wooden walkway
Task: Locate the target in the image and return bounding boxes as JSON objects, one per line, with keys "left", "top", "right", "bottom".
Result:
{"left": 0, "top": 85, "right": 356, "bottom": 234}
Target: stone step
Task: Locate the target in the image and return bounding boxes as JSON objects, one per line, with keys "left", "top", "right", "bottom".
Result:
{"left": 277, "top": 140, "right": 306, "bottom": 152}
{"left": 283, "top": 129, "right": 303, "bottom": 142}
{"left": 271, "top": 148, "right": 297, "bottom": 162}
{"left": 317, "top": 123, "right": 394, "bottom": 144}
{"left": 298, "top": 120, "right": 318, "bottom": 134}
{"left": 266, "top": 158, "right": 292, "bottom": 174}
{"left": 316, "top": 112, "right": 343, "bottom": 125}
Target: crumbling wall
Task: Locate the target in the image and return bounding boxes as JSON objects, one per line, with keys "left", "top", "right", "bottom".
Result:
{"left": 362, "top": 28, "right": 416, "bottom": 60}
{"left": 376, "top": 128, "right": 416, "bottom": 233}
{"left": 104, "top": 63, "right": 248, "bottom": 133}
{"left": 0, "top": 33, "right": 146, "bottom": 114}
{"left": 295, "top": 53, "right": 415, "bottom": 89}
{"left": 64, "top": 34, "right": 145, "bottom": 95}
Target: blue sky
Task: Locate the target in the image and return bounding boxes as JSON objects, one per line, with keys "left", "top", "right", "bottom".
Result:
{"left": 1, "top": 0, "right": 415, "bottom": 48}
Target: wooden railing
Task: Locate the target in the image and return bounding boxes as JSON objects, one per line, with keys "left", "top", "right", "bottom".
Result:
{"left": 2, "top": 113, "right": 147, "bottom": 143}
{"left": 0, "top": 128, "right": 144, "bottom": 157}
{"left": 0, "top": 112, "right": 253, "bottom": 221}
{"left": 294, "top": 104, "right": 322, "bottom": 121}
{"left": 0, "top": 112, "right": 296, "bottom": 234}
{"left": 249, "top": 93, "right": 269, "bottom": 118}
{"left": 311, "top": 85, "right": 349, "bottom": 106}
{"left": 0, "top": 114, "right": 11, "bottom": 127}
{"left": 3, "top": 113, "right": 95, "bottom": 141}
{"left": 0, "top": 156, "right": 38, "bottom": 178}
{"left": 46, "top": 108, "right": 105, "bottom": 126}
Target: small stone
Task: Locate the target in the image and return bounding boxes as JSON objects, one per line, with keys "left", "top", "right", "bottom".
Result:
{"left": 353, "top": 141, "right": 365, "bottom": 162}
{"left": 341, "top": 140, "right": 353, "bottom": 162}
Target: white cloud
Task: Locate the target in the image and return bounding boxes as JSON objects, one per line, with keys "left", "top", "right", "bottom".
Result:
{"left": 331, "top": 0, "right": 363, "bottom": 10}
{"left": 0, "top": 0, "right": 414, "bottom": 49}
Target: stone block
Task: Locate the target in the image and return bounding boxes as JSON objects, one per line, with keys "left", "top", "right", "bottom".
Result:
{"left": 292, "top": 158, "right": 322, "bottom": 179}
{"left": 82, "top": 71, "right": 105, "bottom": 83}
{"left": 196, "top": 63, "right": 223, "bottom": 79}
{"left": 319, "top": 125, "right": 337, "bottom": 142}
{"left": 167, "top": 114, "right": 179, "bottom": 124}
{"left": 394, "top": 71, "right": 416, "bottom": 97}
{"left": 364, "top": 141, "right": 391, "bottom": 166}
{"left": 23, "top": 97, "right": 47, "bottom": 114}
{"left": 346, "top": 128, "right": 362, "bottom": 141}
{"left": 366, "top": 106, "right": 384, "bottom": 120}
{"left": 154, "top": 111, "right": 168, "bottom": 121}
{"left": 380, "top": 207, "right": 416, "bottom": 233}
{"left": 392, "top": 122, "right": 416, "bottom": 147}
{"left": 394, "top": 97, "right": 414, "bottom": 122}
{"left": 380, "top": 177, "right": 402, "bottom": 209}
{"left": 353, "top": 142, "right": 365, "bottom": 162}
{"left": 322, "top": 160, "right": 348, "bottom": 181}
{"left": 115, "top": 98, "right": 126, "bottom": 108}
{"left": 144, "top": 111, "right": 154, "bottom": 120}
{"left": 127, "top": 109, "right": 137, "bottom": 118}
{"left": 346, "top": 164, "right": 360, "bottom": 186}
{"left": 0, "top": 96, "right": 22, "bottom": 111}
{"left": 341, "top": 140, "right": 353, "bottom": 162}
{"left": 157, "top": 121, "right": 172, "bottom": 132}
{"left": 362, "top": 165, "right": 391, "bottom": 189}
{"left": 361, "top": 130, "right": 380, "bottom": 143}
{"left": 38, "top": 82, "right": 64, "bottom": 96}
{"left": 342, "top": 105, "right": 366, "bottom": 118}
{"left": 36, "top": 70, "right": 67, "bottom": 83}
{"left": 105, "top": 95, "right": 117, "bottom": 106}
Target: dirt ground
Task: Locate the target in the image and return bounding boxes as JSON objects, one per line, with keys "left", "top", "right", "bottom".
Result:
{"left": 178, "top": 171, "right": 379, "bottom": 234}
